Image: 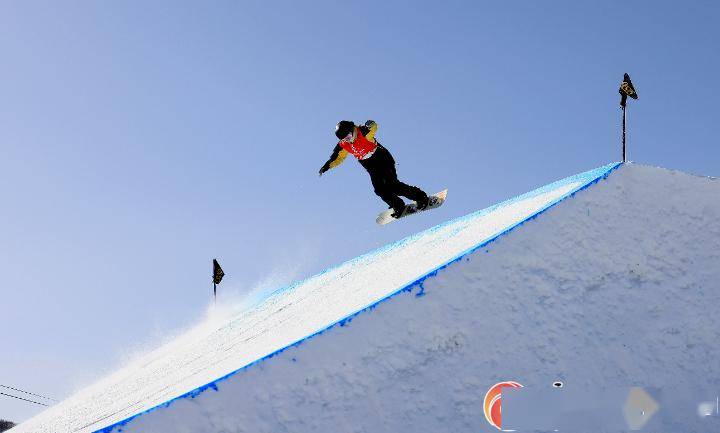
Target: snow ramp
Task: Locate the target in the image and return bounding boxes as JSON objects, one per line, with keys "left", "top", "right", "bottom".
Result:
{"left": 12, "top": 162, "right": 720, "bottom": 433}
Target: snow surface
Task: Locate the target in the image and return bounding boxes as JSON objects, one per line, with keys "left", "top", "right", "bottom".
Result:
{"left": 11, "top": 163, "right": 720, "bottom": 433}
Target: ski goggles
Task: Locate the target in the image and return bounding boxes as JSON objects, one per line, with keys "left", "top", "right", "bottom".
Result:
{"left": 341, "top": 131, "right": 355, "bottom": 142}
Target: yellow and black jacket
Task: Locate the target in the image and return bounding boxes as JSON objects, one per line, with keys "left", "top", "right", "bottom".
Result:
{"left": 319, "top": 120, "right": 379, "bottom": 175}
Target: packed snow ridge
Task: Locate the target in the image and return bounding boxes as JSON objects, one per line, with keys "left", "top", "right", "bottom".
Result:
{"left": 11, "top": 162, "right": 720, "bottom": 433}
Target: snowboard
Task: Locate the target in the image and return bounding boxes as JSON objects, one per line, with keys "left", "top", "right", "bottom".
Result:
{"left": 376, "top": 189, "right": 448, "bottom": 225}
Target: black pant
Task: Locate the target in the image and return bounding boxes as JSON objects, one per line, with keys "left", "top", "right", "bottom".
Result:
{"left": 359, "top": 145, "right": 427, "bottom": 211}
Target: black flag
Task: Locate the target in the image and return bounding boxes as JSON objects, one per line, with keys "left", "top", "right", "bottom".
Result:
{"left": 212, "top": 258, "right": 225, "bottom": 301}
{"left": 619, "top": 73, "right": 638, "bottom": 107}
{"left": 212, "top": 259, "right": 225, "bottom": 285}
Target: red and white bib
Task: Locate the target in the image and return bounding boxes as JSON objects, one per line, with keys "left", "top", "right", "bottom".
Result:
{"left": 339, "top": 127, "right": 378, "bottom": 160}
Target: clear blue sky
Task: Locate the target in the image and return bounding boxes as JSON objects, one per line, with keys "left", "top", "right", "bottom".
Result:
{"left": 1, "top": 0, "right": 718, "bottom": 422}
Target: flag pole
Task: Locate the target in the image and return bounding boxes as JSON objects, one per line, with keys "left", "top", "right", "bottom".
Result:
{"left": 622, "top": 104, "right": 627, "bottom": 162}
{"left": 618, "top": 73, "right": 637, "bottom": 163}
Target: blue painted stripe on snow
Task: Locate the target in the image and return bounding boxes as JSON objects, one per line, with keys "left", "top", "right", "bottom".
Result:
{"left": 95, "top": 161, "right": 622, "bottom": 433}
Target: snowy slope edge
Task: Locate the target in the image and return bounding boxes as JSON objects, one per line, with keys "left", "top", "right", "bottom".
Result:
{"left": 90, "top": 161, "right": 622, "bottom": 433}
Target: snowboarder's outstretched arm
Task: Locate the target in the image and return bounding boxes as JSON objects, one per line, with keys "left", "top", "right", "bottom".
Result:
{"left": 318, "top": 144, "right": 348, "bottom": 176}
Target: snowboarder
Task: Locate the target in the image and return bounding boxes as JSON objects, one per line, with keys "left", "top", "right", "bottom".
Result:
{"left": 319, "top": 120, "right": 430, "bottom": 218}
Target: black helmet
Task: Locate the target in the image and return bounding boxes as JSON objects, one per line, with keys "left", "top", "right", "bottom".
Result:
{"left": 335, "top": 120, "right": 355, "bottom": 140}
